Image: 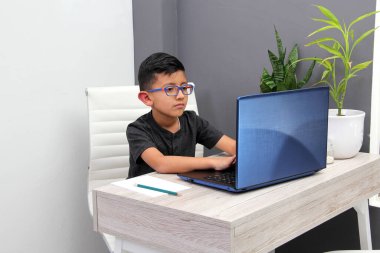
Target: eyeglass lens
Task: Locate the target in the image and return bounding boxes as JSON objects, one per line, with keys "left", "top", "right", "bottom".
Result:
{"left": 165, "top": 84, "right": 193, "bottom": 96}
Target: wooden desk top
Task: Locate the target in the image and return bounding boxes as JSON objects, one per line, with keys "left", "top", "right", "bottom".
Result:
{"left": 93, "top": 153, "right": 380, "bottom": 253}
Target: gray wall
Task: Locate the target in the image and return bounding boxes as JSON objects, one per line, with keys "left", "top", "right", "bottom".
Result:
{"left": 133, "top": 0, "right": 178, "bottom": 79}
{"left": 177, "top": 0, "right": 375, "bottom": 154}
{"left": 133, "top": 0, "right": 378, "bottom": 252}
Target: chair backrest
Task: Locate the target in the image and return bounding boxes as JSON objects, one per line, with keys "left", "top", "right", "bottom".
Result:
{"left": 86, "top": 85, "right": 204, "bottom": 184}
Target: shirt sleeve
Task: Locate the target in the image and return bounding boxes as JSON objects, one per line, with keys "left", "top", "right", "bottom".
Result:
{"left": 194, "top": 113, "right": 224, "bottom": 149}
{"left": 127, "top": 123, "right": 156, "bottom": 163}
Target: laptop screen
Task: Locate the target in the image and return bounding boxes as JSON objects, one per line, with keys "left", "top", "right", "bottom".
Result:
{"left": 236, "top": 87, "right": 329, "bottom": 189}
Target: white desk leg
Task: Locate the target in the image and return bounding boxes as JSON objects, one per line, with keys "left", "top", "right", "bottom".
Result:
{"left": 114, "top": 237, "right": 123, "bottom": 253}
{"left": 353, "top": 199, "right": 372, "bottom": 250}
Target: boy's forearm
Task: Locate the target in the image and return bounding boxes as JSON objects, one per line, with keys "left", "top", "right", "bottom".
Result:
{"left": 140, "top": 147, "right": 235, "bottom": 174}
{"left": 215, "top": 135, "right": 236, "bottom": 155}
{"left": 153, "top": 156, "right": 216, "bottom": 174}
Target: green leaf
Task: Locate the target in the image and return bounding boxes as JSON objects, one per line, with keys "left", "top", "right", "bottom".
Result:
{"left": 351, "top": 61, "right": 373, "bottom": 76}
{"left": 322, "top": 60, "right": 333, "bottom": 71}
{"left": 260, "top": 85, "right": 271, "bottom": 93}
{"left": 284, "top": 45, "right": 298, "bottom": 89}
{"left": 312, "top": 18, "right": 341, "bottom": 29}
{"left": 287, "top": 44, "right": 299, "bottom": 65}
{"left": 290, "top": 81, "right": 298, "bottom": 90}
{"left": 305, "top": 37, "right": 339, "bottom": 47}
{"left": 260, "top": 82, "right": 274, "bottom": 92}
{"left": 349, "top": 30, "right": 354, "bottom": 42}
{"left": 284, "top": 59, "right": 293, "bottom": 75}
{"left": 268, "top": 50, "right": 279, "bottom": 66}
{"left": 352, "top": 27, "right": 378, "bottom": 53}
{"left": 348, "top": 10, "right": 380, "bottom": 30}
{"left": 287, "top": 76, "right": 297, "bottom": 90}
{"left": 268, "top": 50, "right": 284, "bottom": 84}
{"left": 352, "top": 60, "right": 372, "bottom": 72}
{"left": 260, "top": 67, "right": 270, "bottom": 78}
{"left": 317, "top": 43, "right": 344, "bottom": 60}
{"left": 301, "top": 60, "right": 316, "bottom": 85}
{"left": 297, "top": 57, "right": 323, "bottom": 63}
{"left": 274, "top": 26, "right": 285, "bottom": 63}
{"left": 329, "top": 89, "right": 340, "bottom": 108}
{"left": 284, "top": 63, "right": 296, "bottom": 87}
{"left": 332, "top": 41, "right": 340, "bottom": 51}
{"left": 337, "top": 83, "right": 346, "bottom": 98}
{"left": 267, "top": 81, "right": 276, "bottom": 89}
{"left": 260, "top": 68, "right": 275, "bottom": 93}
{"left": 260, "top": 68, "right": 272, "bottom": 83}
{"left": 314, "top": 5, "right": 340, "bottom": 26}
{"left": 313, "top": 80, "right": 331, "bottom": 87}
{"left": 260, "top": 83, "right": 273, "bottom": 93}
{"left": 297, "top": 56, "right": 334, "bottom": 71}
{"left": 277, "top": 83, "right": 287, "bottom": 91}
{"left": 268, "top": 50, "right": 281, "bottom": 79}
{"left": 321, "top": 70, "right": 330, "bottom": 80}
{"left": 273, "top": 70, "right": 284, "bottom": 84}
{"left": 314, "top": 58, "right": 333, "bottom": 71}
{"left": 322, "top": 56, "right": 339, "bottom": 63}
{"left": 308, "top": 25, "right": 336, "bottom": 37}
{"left": 349, "top": 74, "right": 358, "bottom": 79}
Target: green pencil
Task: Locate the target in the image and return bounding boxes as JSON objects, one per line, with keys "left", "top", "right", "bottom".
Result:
{"left": 136, "top": 184, "right": 178, "bottom": 196}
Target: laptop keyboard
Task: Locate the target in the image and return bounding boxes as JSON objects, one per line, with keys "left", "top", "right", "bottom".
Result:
{"left": 205, "top": 171, "right": 236, "bottom": 185}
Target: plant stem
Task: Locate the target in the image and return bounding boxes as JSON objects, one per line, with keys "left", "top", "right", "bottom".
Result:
{"left": 337, "top": 24, "right": 350, "bottom": 117}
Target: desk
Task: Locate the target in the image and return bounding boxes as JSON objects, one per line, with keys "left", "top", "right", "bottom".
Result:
{"left": 93, "top": 153, "right": 380, "bottom": 253}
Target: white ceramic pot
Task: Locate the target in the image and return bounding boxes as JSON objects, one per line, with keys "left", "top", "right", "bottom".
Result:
{"left": 328, "top": 109, "right": 365, "bottom": 159}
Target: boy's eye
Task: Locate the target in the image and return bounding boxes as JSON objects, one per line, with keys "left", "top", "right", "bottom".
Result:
{"left": 165, "top": 86, "right": 177, "bottom": 94}
{"left": 182, "top": 85, "right": 193, "bottom": 93}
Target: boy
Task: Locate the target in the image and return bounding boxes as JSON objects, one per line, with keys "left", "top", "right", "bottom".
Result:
{"left": 127, "top": 52, "right": 236, "bottom": 178}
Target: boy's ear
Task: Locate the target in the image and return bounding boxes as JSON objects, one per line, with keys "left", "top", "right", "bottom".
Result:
{"left": 138, "top": 91, "right": 153, "bottom": 106}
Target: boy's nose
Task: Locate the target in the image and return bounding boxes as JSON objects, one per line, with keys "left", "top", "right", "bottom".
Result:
{"left": 176, "top": 90, "right": 185, "bottom": 99}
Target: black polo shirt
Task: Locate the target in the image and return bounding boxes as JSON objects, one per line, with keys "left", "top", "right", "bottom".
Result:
{"left": 126, "top": 110, "right": 223, "bottom": 178}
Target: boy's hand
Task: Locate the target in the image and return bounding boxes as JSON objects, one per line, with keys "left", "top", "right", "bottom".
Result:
{"left": 212, "top": 155, "right": 236, "bottom": 171}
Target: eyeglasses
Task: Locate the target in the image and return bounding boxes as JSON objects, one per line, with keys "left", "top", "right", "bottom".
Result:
{"left": 147, "top": 82, "right": 195, "bottom": 96}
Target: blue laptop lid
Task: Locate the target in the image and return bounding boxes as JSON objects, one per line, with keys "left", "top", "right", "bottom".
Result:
{"left": 236, "top": 87, "right": 329, "bottom": 189}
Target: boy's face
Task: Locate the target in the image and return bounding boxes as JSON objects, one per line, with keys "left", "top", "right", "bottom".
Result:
{"left": 147, "top": 70, "right": 189, "bottom": 119}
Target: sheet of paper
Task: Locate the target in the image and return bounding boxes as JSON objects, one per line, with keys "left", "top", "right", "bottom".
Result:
{"left": 112, "top": 175, "right": 190, "bottom": 197}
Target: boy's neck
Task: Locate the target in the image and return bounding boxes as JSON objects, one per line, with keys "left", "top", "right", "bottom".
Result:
{"left": 152, "top": 111, "right": 180, "bottom": 133}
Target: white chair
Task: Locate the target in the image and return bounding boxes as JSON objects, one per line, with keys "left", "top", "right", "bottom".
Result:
{"left": 86, "top": 85, "right": 203, "bottom": 253}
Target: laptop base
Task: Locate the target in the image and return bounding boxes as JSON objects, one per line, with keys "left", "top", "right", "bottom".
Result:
{"left": 178, "top": 170, "right": 318, "bottom": 193}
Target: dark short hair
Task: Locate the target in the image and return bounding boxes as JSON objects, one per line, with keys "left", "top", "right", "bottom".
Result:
{"left": 138, "top": 52, "right": 185, "bottom": 91}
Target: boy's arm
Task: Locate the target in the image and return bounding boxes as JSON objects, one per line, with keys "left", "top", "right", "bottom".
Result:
{"left": 140, "top": 147, "right": 236, "bottom": 174}
{"left": 214, "top": 135, "right": 236, "bottom": 155}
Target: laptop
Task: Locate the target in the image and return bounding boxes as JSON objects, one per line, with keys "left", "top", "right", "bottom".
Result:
{"left": 178, "top": 87, "right": 329, "bottom": 192}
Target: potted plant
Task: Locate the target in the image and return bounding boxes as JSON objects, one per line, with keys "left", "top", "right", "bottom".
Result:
{"left": 304, "top": 5, "right": 378, "bottom": 159}
{"left": 260, "top": 27, "right": 315, "bottom": 93}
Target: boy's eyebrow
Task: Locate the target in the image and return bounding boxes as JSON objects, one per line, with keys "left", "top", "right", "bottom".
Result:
{"left": 162, "top": 81, "right": 188, "bottom": 86}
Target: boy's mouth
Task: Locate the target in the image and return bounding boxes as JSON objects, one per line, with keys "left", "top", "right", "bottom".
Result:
{"left": 174, "top": 103, "right": 186, "bottom": 109}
